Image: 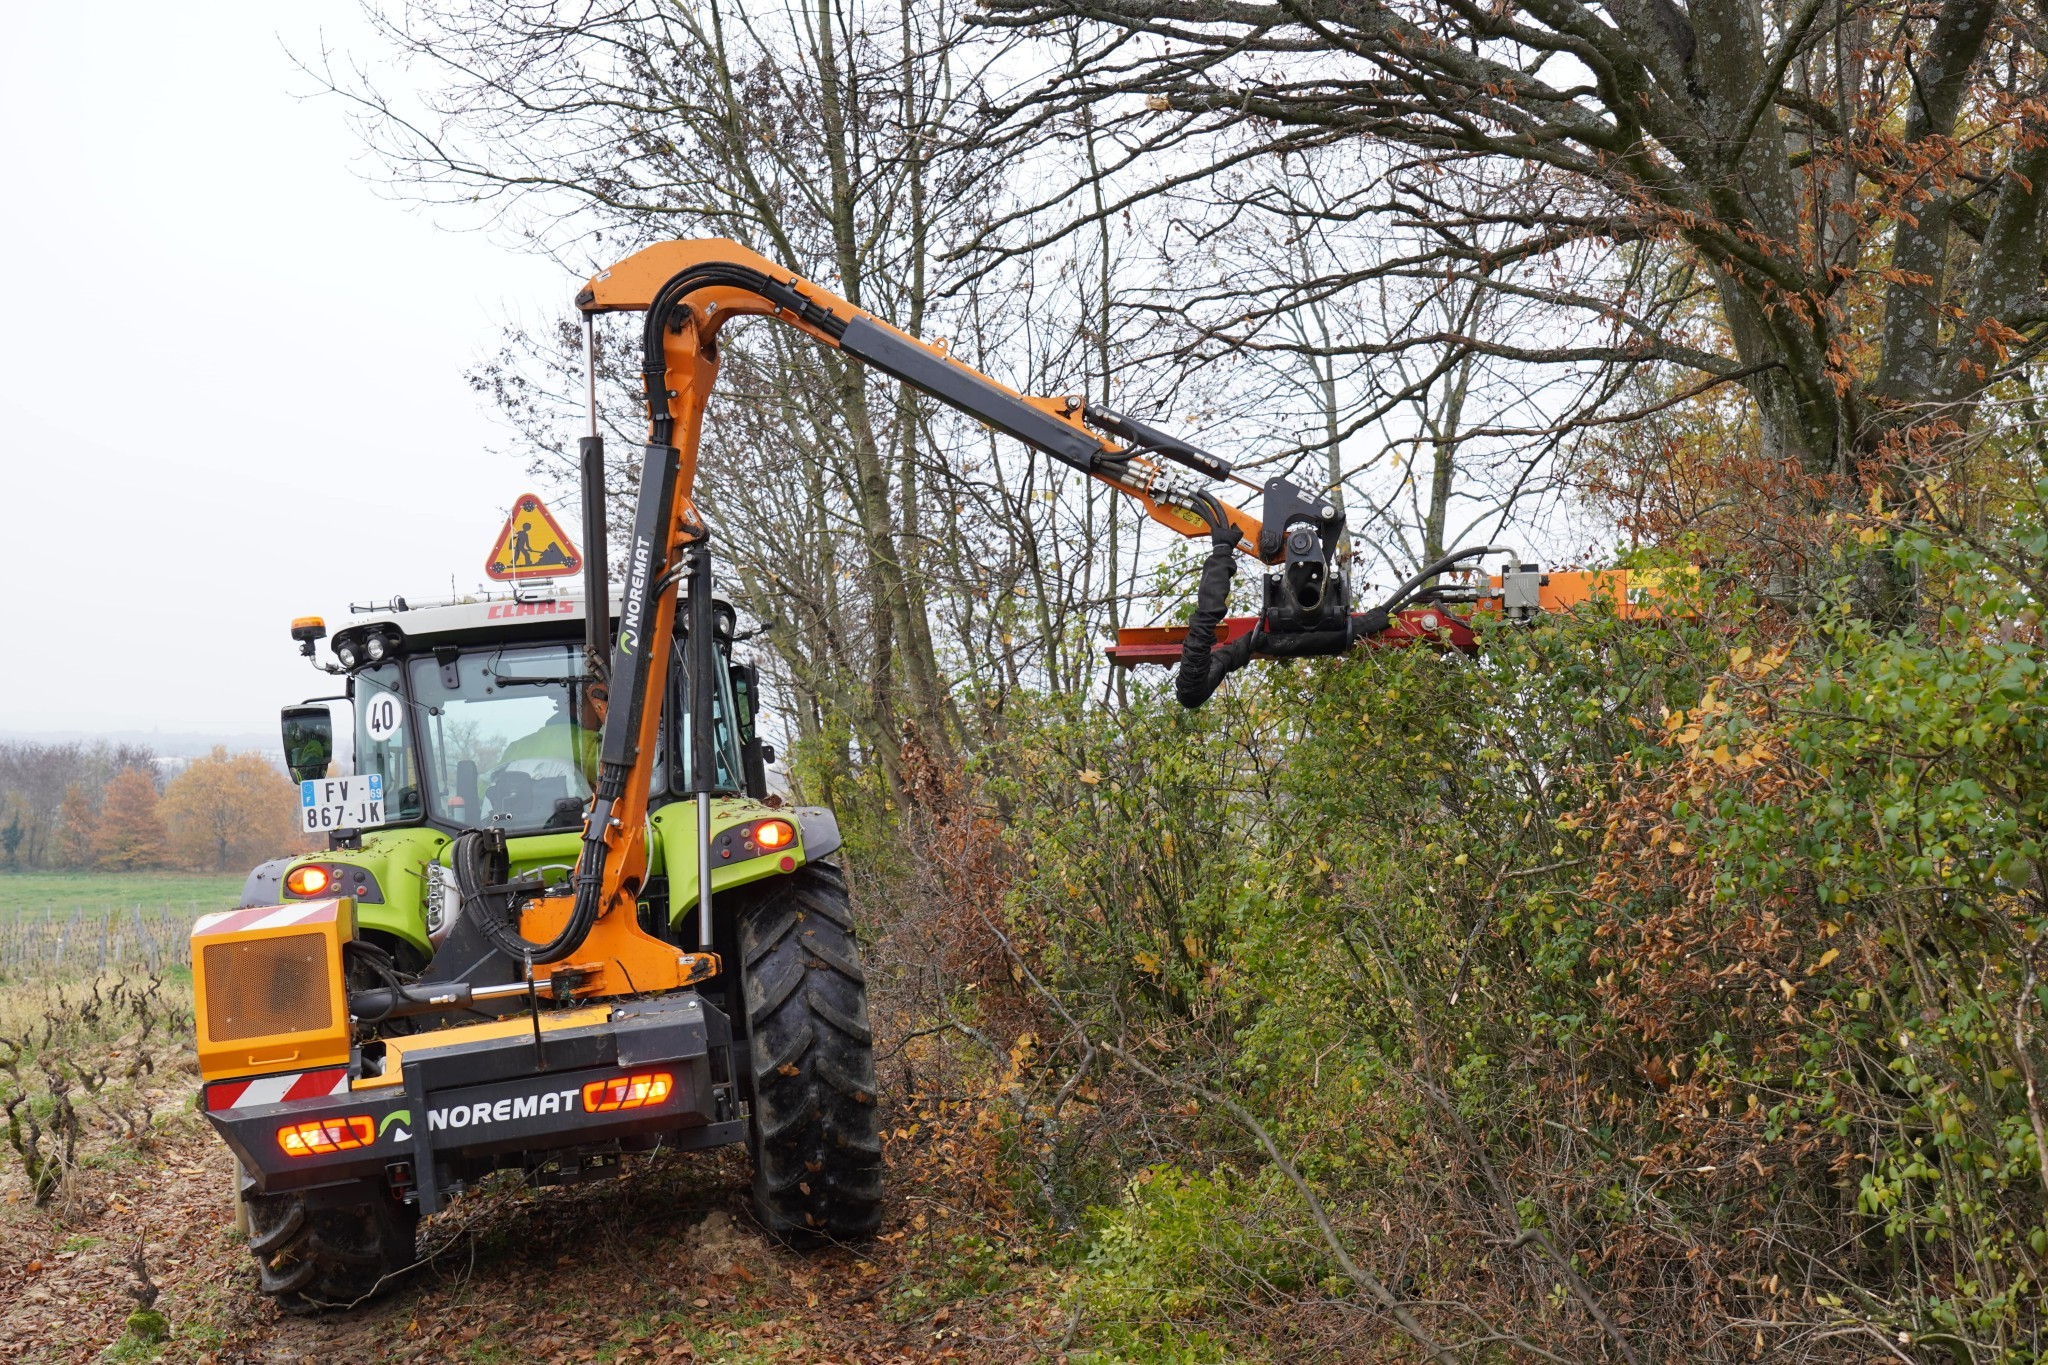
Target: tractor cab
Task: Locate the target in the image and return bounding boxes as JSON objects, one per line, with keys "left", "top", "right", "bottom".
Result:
{"left": 283, "top": 590, "right": 772, "bottom": 830}
{"left": 255, "top": 588, "right": 792, "bottom": 970}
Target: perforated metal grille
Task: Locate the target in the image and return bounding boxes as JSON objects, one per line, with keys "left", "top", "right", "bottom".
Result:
{"left": 201, "top": 933, "right": 334, "bottom": 1043}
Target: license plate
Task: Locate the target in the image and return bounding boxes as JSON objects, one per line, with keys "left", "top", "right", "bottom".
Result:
{"left": 300, "top": 775, "right": 384, "bottom": 833}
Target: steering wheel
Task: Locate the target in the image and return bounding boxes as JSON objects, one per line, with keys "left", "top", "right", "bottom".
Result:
{"left": 482, "top": 756, "right": 580, "bottom": 822}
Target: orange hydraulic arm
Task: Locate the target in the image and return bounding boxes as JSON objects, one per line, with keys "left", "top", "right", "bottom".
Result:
{"left": 508, "top": 239, "right": 1299, "bottom": 999}
{"left": 511, "top": 239, "right": 1668, "bottom": 998}
{"left": 573, "top": 239, "right": 1284, "bottom": 552}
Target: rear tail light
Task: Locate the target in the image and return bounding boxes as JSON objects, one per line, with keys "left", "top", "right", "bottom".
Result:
{"left": 278, "top": 1114, "right": 375, "bottom": 1156}
{"left": 755, "top": 819, "right": 795, "bottom": 850}
{"left": 582, "top": 1072, "right": 673, "bottom": 1112}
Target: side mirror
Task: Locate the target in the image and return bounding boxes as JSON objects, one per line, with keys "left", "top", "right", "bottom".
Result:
{"left": 281, "top": 705, "right": 334, "bottom": 785}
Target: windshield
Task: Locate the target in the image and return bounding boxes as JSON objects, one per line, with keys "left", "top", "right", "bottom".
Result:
{"left": 404, "top": 644, "right": 596, "bottom": 832}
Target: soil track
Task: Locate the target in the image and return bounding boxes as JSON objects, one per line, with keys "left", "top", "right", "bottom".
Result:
{"left": 1, "top": 1109, "right": 1061, "bottom": 1363}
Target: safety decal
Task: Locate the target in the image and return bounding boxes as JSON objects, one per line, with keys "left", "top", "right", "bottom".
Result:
{"left": 204, "top": 1066, "right": 351, "bottom": 1112}
{"left": 485, "top": 493, "right": 582, "bottom": 582}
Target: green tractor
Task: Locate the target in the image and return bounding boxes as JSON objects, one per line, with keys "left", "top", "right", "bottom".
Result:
{"left": 204, "top": 576, "right": 878, "bottom": 1308}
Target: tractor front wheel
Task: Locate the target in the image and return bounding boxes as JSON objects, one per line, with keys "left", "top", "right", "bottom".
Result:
{"left": 244, "top": 1182, "right": 418, "bottom": 1312}
{"left": 738, "top": 863, "right": 883, "bottom": 1243}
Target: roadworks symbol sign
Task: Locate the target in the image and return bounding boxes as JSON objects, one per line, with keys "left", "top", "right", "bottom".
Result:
{"left": 486, "top": 493, "right": 581, "bottom": 581}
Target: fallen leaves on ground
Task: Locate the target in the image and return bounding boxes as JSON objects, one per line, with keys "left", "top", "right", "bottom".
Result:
{"left": 0, "top": 1087, "right": 1064, "bottom": 1364}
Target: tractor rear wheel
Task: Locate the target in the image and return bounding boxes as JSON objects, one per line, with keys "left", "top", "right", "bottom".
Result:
{"left": 738, "top": 863, "right": 883, "bottom": 1243}
{"left": 244, "top": 1182, "right": 418, "bottom": 1312}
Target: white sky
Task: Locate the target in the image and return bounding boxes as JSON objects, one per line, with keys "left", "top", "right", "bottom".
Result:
{"left": 0, "top": 2, "right": 571, "bottom": 737}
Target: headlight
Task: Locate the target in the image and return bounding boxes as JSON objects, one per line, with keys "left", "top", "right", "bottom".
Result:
{"left": 425, "top": 862, "right": 464, "bottom": 945}
{"left": 365, "top": 632, "right": 387, "bottom": 662}
{"left": 334, "top": 640, "right": 359, "bottom": 670}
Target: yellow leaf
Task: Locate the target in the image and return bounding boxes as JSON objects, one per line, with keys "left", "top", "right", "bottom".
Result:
{"left": 1711, "top": 744, "right": 1732, "bottom": 765}
{"left": 1730, "top": 645, "right": 1753, "bottom": 668}
{"left": 1161, "top": 830, "right": 1176, "bottom": 859}
{"left": 1807, "top": 947, "right": 1841, "bottom": 976}
{"left": 1079, "top": 769, "right": 1102, "bottom": 786}
{"left": 1668, "top": 840, "right": 1688, "bottom": 855}
{"left": 1183, "top": 932, "right": 1203, "bottom": 961}
{"left": 1133, "top": 950, "right": 1161, "bottom": 975}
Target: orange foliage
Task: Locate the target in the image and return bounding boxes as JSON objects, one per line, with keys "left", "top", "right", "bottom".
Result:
{"left": 160, "top": 747, "right": 307, "bottom": 872}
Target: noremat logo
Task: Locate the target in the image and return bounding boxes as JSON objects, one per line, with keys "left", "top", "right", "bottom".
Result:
{"left": 617, "top": 534, "right": 654, "bottom": 655}
{"left": 427, "top": 1089, "right": 582, "bottom": 1132}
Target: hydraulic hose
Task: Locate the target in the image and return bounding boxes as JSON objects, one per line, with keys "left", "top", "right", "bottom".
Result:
{"left": 641, "top": 263, "right": 851, "bottom": 442}
{"left": 1176, "top": 496, "right": 1263, "bottom": 709}
{"left": 450, "top": 822, "right": 605, "bottom": 966}
{"left": 1374, "top": 545, "right": 1504, "bottom": 617}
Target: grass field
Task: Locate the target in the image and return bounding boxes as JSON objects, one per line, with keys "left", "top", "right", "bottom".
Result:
{"left": 0, "top": 870, "right": 246, "bottom": 918}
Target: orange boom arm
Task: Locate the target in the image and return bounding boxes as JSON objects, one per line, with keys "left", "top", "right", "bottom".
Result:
{"left": 515, "top": 240, "right": 1316, "bottom": 998}
{"left": 576, "top": 239, "right": 1272, "bottom": 552}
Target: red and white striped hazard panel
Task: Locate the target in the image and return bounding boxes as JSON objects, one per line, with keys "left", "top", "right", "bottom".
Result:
{"left": 205, "top": 1067, "right": 351, "bottom": 1113}
{"left": 191, "top": 898, "right": 342, "bottom": 940}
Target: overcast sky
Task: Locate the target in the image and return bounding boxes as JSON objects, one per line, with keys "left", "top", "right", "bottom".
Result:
{"left": 1, "top": 2, "right": 574, "bottom": 739}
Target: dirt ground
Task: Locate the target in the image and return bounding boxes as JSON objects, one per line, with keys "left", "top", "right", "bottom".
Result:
{"left": 0, "top": 1104, "right": 1067, "bottom": 1364}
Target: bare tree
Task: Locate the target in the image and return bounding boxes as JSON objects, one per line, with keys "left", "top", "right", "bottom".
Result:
{"left": 970, "top": 0, "right": 2048, "bottom": 596}
{"left": 331, "top": 0, "right": 1035, "bottom": 790}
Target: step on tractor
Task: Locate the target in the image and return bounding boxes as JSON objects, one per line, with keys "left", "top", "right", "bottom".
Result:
{"left": 192, "top": 239, "right": 1671, "bottom": 1311}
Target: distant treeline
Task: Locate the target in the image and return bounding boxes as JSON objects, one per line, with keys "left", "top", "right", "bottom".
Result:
{"left": 0, "top": 740, "right": 308, "bottom": 873}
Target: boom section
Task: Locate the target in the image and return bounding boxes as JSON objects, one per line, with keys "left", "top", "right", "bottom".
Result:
{"left": 574, "top": 239, "right": 1266, "bottom": 551}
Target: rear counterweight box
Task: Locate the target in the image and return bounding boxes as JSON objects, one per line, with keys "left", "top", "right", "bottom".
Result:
{"left": 207, "top": 990, "right": 740, "bottom": 1212}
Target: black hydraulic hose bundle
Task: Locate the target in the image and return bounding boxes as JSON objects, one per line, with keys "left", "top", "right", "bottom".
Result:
{"left": 1176, "top": 495, "right": 1263, "bottom": 710}
{"left": 449, "top": 825, "right": 602, "bottom": 966}
{"left": 1374, "top": 545, "right": 1503, "bottom": 618}
{"left": 1175, "top": 540, "right": 1255, "bottom": 709}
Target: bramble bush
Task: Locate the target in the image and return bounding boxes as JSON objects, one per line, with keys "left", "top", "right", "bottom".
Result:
{"left": 978, "top": 490, "right": 2048, "bottom": 1361}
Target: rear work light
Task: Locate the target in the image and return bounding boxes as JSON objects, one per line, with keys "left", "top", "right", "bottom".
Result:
{"left": 278, "top": 1114, "right": 375, "bottom": 1157}
{"left": 582, "top": 1072, "right": 674, "bottom": 1113}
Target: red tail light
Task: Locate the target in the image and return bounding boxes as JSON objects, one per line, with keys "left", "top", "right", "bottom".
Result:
{"left": 278, "top": 1114, "right": 374, "bottom": 1156}
{"left": 582, "top": 1072, "right": 673, "bottom": 1112}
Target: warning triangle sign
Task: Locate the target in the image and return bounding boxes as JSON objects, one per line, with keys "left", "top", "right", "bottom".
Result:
{"left": 485, "top": 493, "right": 582, "bottom": 582}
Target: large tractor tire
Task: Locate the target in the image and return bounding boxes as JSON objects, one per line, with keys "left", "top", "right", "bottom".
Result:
{"left": 738, "top": 863, "right": 883, "bottom": 1243}
{"left": 244, "top": 1183, "right": 418, "bottom": 1312}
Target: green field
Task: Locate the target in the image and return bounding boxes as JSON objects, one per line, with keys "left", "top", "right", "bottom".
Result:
{"left": 0, "top": 870, "right": 247, "bottom": 918}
